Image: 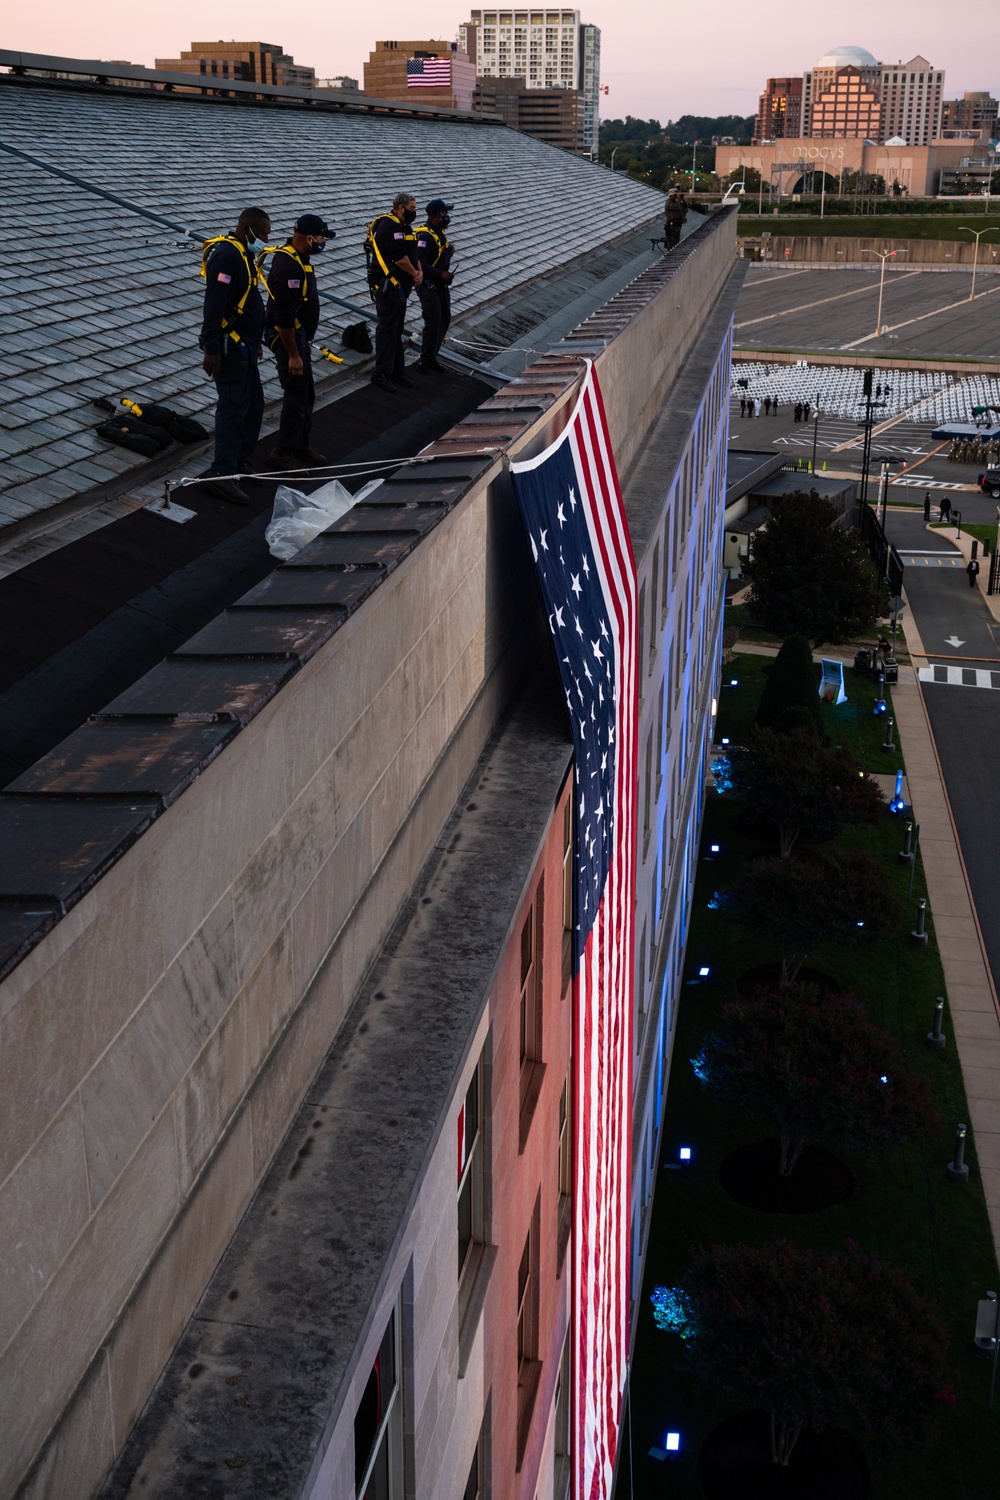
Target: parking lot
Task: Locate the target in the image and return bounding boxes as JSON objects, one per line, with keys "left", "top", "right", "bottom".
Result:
{"left": 735, "top": 264, "right": 1000, "bottom": 362}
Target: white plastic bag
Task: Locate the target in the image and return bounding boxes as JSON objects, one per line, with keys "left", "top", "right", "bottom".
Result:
{"left": 265, "top": 477, "right": 383, "bottom": 561}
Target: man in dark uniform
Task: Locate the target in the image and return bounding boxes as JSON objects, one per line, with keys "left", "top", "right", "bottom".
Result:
{"left": 414, "top": 199, "right": 455, "bottom": 373}
{"left": 368, "top": 192, "right": 422, "bottom": 393}
{"left": 265, "top": 213, "right": 332, "bottom": 469}
{"left": 199, "top": 205, "right": 271, "bottom": 504}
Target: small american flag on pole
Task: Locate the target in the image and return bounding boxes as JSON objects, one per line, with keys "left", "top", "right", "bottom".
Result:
{"left": 406, "top": 57, "right": 452, "bottom": 87}
{"left": 511, "top": 361, "right": 637, "bottom": 1500}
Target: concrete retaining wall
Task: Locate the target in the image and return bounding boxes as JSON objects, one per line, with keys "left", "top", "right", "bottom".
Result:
{"left": 738, "top": 233, "right": 1000, "bottom": 269}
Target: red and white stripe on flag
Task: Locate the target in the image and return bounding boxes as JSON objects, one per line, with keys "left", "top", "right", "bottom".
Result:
{"left": 457, "top": 1103, "right": 467, "bottom": 1186}
{"left": 510, "top": 362, "right": 638, "bottom": 1500}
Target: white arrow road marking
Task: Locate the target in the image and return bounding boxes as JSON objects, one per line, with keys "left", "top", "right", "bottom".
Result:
{"left": 945, "top": 636, "right": 966, "bottom": 648}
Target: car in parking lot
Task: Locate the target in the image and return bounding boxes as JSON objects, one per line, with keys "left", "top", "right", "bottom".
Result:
{"left": 979, "top": 470, "right": 1000, "bottom": 498}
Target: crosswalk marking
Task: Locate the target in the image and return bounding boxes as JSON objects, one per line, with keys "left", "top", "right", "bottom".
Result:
{"left": 898, "top": 555, "right": 964, "bottom": 567}
{"left": 919, "top": 665, "right": 1000, "bottom": 689}
{"left": 892, "top": 478, "right": 969, "bottom": 490}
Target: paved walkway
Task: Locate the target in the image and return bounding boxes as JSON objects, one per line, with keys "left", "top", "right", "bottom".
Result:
{"left": 895, "top": 608, "right": 1000, "bottom": 1263}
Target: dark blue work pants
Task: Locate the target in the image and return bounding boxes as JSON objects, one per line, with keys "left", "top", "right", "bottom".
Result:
{"left": 273, "top": 332, "right": 315, "bottom": 452}
{"left": 374, "top": 284, "right": 408, "bottom": 381}
{"left": 417, "top": 282, "right": 451, "bottom": 365}
{"left": 211, "top": 344, "right": 264, "bottom": 475}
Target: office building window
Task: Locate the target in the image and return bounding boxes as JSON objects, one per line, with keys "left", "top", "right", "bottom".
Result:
{"left": 355, "top": 1306, "right": 403, "bottom": 1499}
{"left": 516, "top": 1197, "right": 542, "bottom": 1467}
{"left": 557, "top": 1069, "right": 572, "bottom": 1270}
{"left": 458, "top": 1055, "right": 486, "bottom": 1288}
{"left": 519, "top": 884, "right": 543, "bottom": 1069}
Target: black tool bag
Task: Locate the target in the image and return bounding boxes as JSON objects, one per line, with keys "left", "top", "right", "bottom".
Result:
{"left": 95, "top": 417, "right": 173, "bottom": 458}
{"left": 130, "top": 403, "right": 209, "bottom": 445}
{"left": 342, "top": 321, "right": 373, "bottom": 354}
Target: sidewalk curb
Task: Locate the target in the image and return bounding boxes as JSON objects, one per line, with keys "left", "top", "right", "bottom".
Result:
{"left": 890, "top": 635, "right": 1000, "bottom": 1257}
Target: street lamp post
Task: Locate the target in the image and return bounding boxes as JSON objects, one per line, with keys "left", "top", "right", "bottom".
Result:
{"left": 957, "top": 226, "right": 1000, "bottom": 301}
{"left": 810, "top": 393, "right": 821, "bottom": 473}
{"left": 610, "top": 147, "right": 619, "bottom": 171}
{"left": 861, "top": 247, "right": 907, "bottom": 336}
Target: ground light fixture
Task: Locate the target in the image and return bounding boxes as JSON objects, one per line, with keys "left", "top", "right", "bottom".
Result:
{"left": 699, "top": 966, "right": 710, "bottom": 977}
{"left": 889, "top": 770, "right": 906, "bottom": 814}
{"left": 648, "top": 1432, "right": 683, "bottom": 1461}
{"left": 679, "top": 1146, "right": 692, "bottom": 1162}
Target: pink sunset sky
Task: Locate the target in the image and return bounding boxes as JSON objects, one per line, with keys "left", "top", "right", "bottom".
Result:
{"left": 5, "top": 1, "right": 996, "bottom": 121}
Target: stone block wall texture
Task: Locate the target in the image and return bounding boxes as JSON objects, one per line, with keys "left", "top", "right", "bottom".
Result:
{"left": 0, "top": 209, "right": 737, "bottom": 1498}
{"left": 740, "top": 233, "right": 1000, "bottom": 267}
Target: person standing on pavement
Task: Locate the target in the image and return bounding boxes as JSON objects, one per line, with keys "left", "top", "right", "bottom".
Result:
{"left": 199, "top": 206, "right": 271, "bottom": 505}
{"left": 764, "top": 396, "right": 772, "bottom": 416}
{"left": 265, "top": 214, "right": 332, "bottom": 469}
{"left": 794, "top": 402, "right": 802, "bottom": 423}
{"left": 940, "top": 495, "right": 952, "bottom": 522}
{"left": 414, "top": 199, "right": 455, "bottom": 372}
{"left": 967, "top": 557, "right": 981, "bottom": 589}
{"left": 772, "top": 397, "right": 779, "bottom": 416}
{"left": 367, "top": 193, "right": 422, "bottom": 393}
{"left": 754, "top": 397, "right": 762, "bottom": 418}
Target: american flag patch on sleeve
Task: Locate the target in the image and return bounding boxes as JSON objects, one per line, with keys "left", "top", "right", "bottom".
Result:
{"left": 216, "top": 272, "right": 232, "bottom": 284}
{"left": 287, "top": 279, "right": 301, "bottom": 288}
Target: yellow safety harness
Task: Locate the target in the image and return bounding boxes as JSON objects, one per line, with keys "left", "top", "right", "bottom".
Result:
{"left": 200, "top": 234, "right": 261, "bottom": 345}
{"left": 258, "top": 244, "right": 315, "bottom": 347}
{"left": 365, "top": 213, "right": 416, "bottom": 297}
{"left": 414, "top": 223, "right": 451, "bottom": 270}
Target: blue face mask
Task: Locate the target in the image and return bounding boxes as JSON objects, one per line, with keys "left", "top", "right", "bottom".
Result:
{"left": 308, "top": 239, "right": 326, "bottom": 254}
{"left": 246, "top": 233, "right": 267, "bottom": 254}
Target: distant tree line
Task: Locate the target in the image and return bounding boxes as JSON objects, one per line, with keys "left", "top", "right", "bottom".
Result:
{"left": 598, "top": 114, "right": 754, "bottom": 192}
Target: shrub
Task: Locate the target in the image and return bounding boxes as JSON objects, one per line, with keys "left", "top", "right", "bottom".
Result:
{"left": 694, "top": 983, "right": 938, "bottom": 1174}
{"left": 728, "top": 726, "right": 885, "bottom": 857}
{"left": 744, "top": 493, "right": 879, "bottom": 644}
{"left": 755, "top": 635, "right": 823, "bottom": 733}
{"left": 652, "top": 1239, "right": 953, "bottom": 1465}
{"left": 724, "top": 848, "right": 903, "bottom": 982}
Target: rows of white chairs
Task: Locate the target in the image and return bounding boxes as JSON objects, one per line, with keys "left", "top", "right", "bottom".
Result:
{"left": 730, "top": 361, "right": 950, "bottom": 420}
{"left": 910, "top": 376, "right": 1000, "bottom": 425}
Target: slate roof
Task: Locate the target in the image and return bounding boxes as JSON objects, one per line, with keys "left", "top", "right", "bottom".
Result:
{"left": 0, "top": 77, "right": 665, "bottom": 523}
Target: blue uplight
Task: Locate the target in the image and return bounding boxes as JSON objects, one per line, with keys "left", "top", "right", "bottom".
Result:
{"left": 679, "top": 1147, "right": 692, "bottom": 1161}
{"left": 699, "top": 966, "right": 710, "bottom": 977}
{"left": 710, "top": 843, "right": 721, "bottom": 854}
{"left": 691, "top": 1050, "right": 709, "bottom": 1084}
{"left": 665, "top": 1432, "right": 681, "bottom": 1453}
{"left": 880, "top": 1074, "right": 889, "bottom": 1084}
{"left": 651, "top": 1285, "right": 696, "bottom": 1338}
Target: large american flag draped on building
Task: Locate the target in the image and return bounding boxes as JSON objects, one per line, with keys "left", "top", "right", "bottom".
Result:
{"left": 510, "top": 362, "right": 637, "bottom": 1500}
{"left": 406, "top": 56, "right": 452, "bottom": 87}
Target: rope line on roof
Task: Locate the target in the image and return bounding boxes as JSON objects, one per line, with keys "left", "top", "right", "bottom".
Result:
{"left": 170, "top": 449, "right": 502, "bottom": 490}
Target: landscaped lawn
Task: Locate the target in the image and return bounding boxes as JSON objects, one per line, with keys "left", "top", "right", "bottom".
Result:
{"left": 623, "top": 654, "right": 1000, "bottom": 1498}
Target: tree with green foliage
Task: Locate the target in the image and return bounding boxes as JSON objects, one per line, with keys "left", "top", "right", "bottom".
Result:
{"left": 728, "top": 726, "right": 885, "bottom": 857}
{"left": 744, "top": 492, "right": 880, "bottom": 644}
{"left": 651, "top": 1239, "right": 953, "bottom": 1466}
{"left": 755, "top": 634, "right": 823, "bottom": 733}
{"left": 694, "top": 983, "right": 938, "bottom": 1174}
{"left": 724, "top": 848, "right": 902, "bottom": 982}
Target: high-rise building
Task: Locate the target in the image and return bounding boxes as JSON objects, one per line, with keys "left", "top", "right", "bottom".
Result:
{"left": 879, "top": 56, "right": 944, "bottom": 146}
{"left": 362, "top": 39, "right": 477, "bottom": 112}
{"left": 153, "top": 39, "right": 315, "bottom": 88}
{"left": 800, "top": 45, "right": 945, "bottom": 146}
{"left": 753, "top": 77, "right": 803, "bottom": 142}
{"left": 808, "top": 65, "right": 882, "bottom": 141}
{"left": 459, "top": 9, "right": 601, "bottom": 156}
{"left": 316, "top": 75, "right": 360, "bottom": 93}
{"left": 474, "top": 75, "right": 583, "bottom": 152}
{"left": 942, "top": 91, "right": 999, "bottom": 138}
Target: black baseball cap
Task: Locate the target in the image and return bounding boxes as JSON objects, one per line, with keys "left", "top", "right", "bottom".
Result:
{"left": 295, "top": 213, "right": 332, "bottom": 236}
{"left": 425, "top": 198, "right": 454, "bottom": 215}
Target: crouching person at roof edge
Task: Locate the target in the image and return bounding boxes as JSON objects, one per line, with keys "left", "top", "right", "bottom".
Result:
{"left": 197, "top": 206, "right": 271, "bottom": 506}
{"left": 265, "top": 213, "right": 332, "bottom": 470}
